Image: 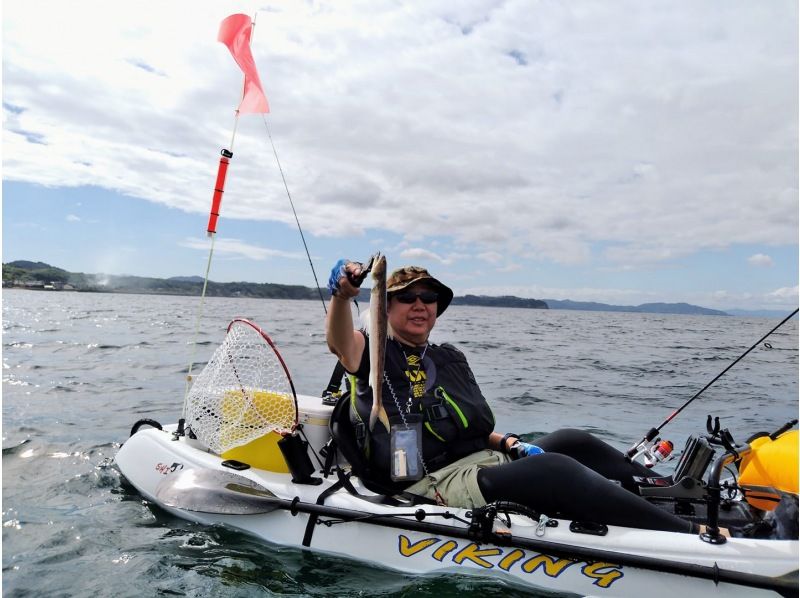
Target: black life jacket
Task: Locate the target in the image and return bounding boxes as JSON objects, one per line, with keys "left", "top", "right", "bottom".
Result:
{"left": 351, "top": 336, "right": 495, "bottom": 489}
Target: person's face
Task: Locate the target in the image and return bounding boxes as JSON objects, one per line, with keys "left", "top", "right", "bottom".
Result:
{"left": 387, "top": 282, "right": 438, "bottom": 345}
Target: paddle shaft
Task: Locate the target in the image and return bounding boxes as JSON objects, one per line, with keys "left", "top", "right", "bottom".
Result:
{"left": 202, "top": 489, "right": 796, "bottom": 595}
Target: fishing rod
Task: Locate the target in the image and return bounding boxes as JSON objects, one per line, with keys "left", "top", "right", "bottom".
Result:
{"left": 260, "top": 116, "right": 327, "bottom": 315}
{"left": 626, "top": 308, "right": 799, "bottom": 460}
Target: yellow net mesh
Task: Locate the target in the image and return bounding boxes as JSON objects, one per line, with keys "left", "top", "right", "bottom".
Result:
{"left": 186, "top": 320, "right": 297, "bottom": 454}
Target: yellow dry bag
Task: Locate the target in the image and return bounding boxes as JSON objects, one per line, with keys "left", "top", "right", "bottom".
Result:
{"left": 738, "top": 429, "right": 798, "bottom": 511}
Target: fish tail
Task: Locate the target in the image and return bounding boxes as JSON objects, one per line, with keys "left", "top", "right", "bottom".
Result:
{"left": 377, "top": 405, "right": 391, "bottom": 433}
{"left": 368, "top": 406, "right": 378, "bottom": 431}
{"left": 368, "top": 402, "right": 391, "bottom": 433}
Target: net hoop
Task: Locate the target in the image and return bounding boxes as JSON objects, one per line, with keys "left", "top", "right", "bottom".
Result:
{"left": 185, "top": 318, "right": 298, "bottom": 454}
{"left": 226, "top": 317, "right": 299, "bottom": 418}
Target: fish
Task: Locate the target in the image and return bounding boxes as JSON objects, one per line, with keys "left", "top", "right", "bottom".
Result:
{"left": 368, "top": 253, "right": 391, "bottom": 433}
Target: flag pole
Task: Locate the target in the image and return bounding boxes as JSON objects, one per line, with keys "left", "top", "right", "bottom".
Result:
{"left": 182, "top": 13, "right": 265, "bottom": 419}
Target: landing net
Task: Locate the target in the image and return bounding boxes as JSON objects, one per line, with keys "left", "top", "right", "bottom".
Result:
{"left": 186, "top": 318, "right": 298, "bottom": 454}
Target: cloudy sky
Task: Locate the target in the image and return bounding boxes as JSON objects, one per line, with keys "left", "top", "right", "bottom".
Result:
{"left": 3, "top": 0, "right": 797, "bottom": 311}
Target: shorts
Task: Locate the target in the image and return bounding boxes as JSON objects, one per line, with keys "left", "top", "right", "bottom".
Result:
{"left": 406, "top": 449, "right": 512, "bottom": 508}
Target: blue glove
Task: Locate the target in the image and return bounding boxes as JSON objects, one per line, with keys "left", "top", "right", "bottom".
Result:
{"left": 327, "top": 259, "right": 349, "bottom": 296}
{"left": 512, "top": 442, "right": 545, "bottom": 459}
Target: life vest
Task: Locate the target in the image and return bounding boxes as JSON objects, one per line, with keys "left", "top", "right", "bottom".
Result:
{"left": 738, "top": 429, "right": 798, "bottom": 511}
{"left": 352, "top": 337, "right": 495, "bottom": 489}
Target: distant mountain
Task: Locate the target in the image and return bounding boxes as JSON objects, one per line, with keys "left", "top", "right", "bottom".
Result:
{"left": 3, "top": 262, "right": 320, "bottom": 300}
{"left": 451, "top": 295, "right": 548, "bottom": 309}
{"left": 544, "top": 299, "right": 729, "bottom": 316}
{"left": 3, "top": 261, "right": 74, "bottom": 284}
{"left": 3, "top": 261, "right": 750, "bottom": 317}
{"left": 6, "top": 260, "right": 54, "bottom": 271}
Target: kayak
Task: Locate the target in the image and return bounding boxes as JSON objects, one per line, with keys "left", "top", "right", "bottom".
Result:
{"left": 115, "top": 392, "right": 799, "bottom": 598}
{"left": 113, "top": 12, "right": 798, "bottom": 593}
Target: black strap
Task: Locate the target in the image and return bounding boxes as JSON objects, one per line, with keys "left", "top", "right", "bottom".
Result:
{"left": 322, "top": 360, "right": 348, "bottom": 399}
{"left": 302, "top": 476, "right": 347, "bottom": 547}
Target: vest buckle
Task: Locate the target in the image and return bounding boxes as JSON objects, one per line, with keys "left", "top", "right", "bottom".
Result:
{"left": 425, "top": 403, "right": 449, "bottom": 421}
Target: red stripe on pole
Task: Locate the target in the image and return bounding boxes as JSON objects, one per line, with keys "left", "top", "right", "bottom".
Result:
{"left": 207, "top": 156, "right": 231, "bottom": 234}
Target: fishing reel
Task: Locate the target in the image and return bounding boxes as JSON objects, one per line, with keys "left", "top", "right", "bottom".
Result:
{"left": 627, "top": 432, "right": 675, "bottom": 468}
{"left": 345, "top": 252, "right": 381, "bottom": 288}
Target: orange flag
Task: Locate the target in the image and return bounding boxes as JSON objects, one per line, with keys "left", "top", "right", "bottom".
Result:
{"left": 218, "top": 14, "right": 269, "bottom": 113}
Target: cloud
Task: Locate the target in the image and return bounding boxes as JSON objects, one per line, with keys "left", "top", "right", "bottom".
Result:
{"left": 477, "top": 251, "right": 503, "bottom": 263}
{"left": 66, "top": 214, "right": 81, "bottom": 222}
{"left": 399, "top": 247, "right": 451, "bottom": 265}
{"left": 2, "top": 1, "right": 797, "bottom": 282}
{"left": 764, "top": 285, "right": 799, "bottom": 304}
{"left": 747, "top": 253, "right": 774, "bottom": 268}
{"left": 179, "top": 237, "right": 304, "bottom": 261}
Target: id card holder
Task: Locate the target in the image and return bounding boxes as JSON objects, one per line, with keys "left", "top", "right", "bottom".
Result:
{"left": 390, "top": 414, "right": 423, "bottom": 482}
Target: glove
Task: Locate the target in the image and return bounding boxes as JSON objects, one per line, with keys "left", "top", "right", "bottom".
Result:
{"left": 512, "top": 441, "right": 545, "bottom": 459}
{"left": 327, "top": 259, "right": 349, "bottom": 296}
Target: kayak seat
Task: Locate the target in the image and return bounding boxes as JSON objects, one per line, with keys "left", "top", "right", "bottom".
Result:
{"left": 326, "top": 389, "right": 433, "bottom": 505}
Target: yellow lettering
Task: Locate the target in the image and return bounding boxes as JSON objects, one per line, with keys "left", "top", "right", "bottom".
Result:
{"left": 432, "top": 540, "right": 458, "bottom": 561}
{"left": 582, "top": 561, "right": 624, "bottom": 588}
{"left": 497, "top": 549, "right": 526, "bottom": 571}
{"left": 397, "top": 535, "right": 439, "bottom": 557}
{"left": 405, "top": 370, "right": 428, "bottom": 383}
{"left": 521, "top": 554, "right": 576, "bottom": 577}
{"left": 452, "top": 543, "right": 502, "bottom": 569}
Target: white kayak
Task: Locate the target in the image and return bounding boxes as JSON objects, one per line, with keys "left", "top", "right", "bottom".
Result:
{"left": 115, "top": 393, "right": 798, "bottom": 598}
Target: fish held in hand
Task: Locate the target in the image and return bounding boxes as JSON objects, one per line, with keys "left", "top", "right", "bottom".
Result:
{"left": 368, "top": 253, "right": 391, "bottom": 433}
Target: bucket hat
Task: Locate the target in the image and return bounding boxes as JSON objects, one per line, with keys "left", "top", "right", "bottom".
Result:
{"left": 386, "top": 266, "right": 453, "bottom": 316}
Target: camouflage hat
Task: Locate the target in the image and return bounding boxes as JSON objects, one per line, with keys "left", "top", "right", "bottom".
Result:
{"left": 386, "top": 266, "right": 454, "bottom": 316}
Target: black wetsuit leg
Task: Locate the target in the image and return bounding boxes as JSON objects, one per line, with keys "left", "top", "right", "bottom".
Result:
{"left": 533, "top": 428, "right": 655, "bottom": 492}
{"left": 476, "top": 453, "right": 693, "bottom": 533}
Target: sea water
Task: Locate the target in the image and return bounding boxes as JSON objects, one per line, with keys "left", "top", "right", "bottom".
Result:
{"left": 2, "top": 289, "right": 797, "bottom": 597}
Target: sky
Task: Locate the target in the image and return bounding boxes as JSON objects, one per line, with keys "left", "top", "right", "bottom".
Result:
{"left": 2, "top": 0, "right": 798, "bottom": 311}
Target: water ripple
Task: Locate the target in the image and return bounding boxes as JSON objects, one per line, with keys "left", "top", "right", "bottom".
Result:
{"left": 1, "top": 290, "right": 796, "bottom": 598}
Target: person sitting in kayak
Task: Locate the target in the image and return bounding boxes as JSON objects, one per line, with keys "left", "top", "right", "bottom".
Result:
{"left": 326, "top": 260, "right": 701, "bottom": 534}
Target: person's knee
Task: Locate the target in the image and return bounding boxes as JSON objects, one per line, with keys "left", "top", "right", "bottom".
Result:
{"left": 519, "top": 452, "right": 579, "bottom": 480}
{"left": 537, "top": 428, "right": 593, "bottom": 451}
{"left": 536, "top": 451, "right": 582, "bottom": 470}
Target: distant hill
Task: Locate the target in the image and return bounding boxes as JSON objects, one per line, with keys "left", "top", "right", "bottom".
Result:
{"left": 451, "top": 295, "right": 548, "bottom": 309}
{"left": 3, "top": 261, "right": 74, "bottom": 284}
{"left": 3, "top": 261, "right": 321, "bottom": 300}
{"left": 3, "top": 261, "right": 736, "bottom": 316}
{"left": 544, "top": 299, "right": 728, "bottom": 316}
{"left": 6, "top": 260, "right": 54, "bottom": 271}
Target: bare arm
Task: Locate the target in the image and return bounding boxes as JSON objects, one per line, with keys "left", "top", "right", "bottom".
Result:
{"left": 488, "top": 431, "right": 518, "bottom": 454}
{"left": 325, "top": 262, "right": 366, "bottom": 372}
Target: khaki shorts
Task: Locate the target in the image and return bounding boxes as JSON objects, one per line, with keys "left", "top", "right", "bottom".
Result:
{"left": 406, "top": 449, "right": 512, "bottom": 508}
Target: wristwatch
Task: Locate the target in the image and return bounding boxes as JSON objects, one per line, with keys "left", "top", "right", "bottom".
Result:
{"left": 500, "top": 432, "right": 520, "bottom": 455}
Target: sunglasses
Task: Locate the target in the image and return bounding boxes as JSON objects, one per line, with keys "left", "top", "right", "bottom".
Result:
{"left": 393, "top": 290, "right": 439, "bottom": 305}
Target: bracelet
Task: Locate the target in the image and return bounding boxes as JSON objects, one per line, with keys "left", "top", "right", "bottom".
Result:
{"left": 500, "top": 433, "right": 520, "bottom": 455}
